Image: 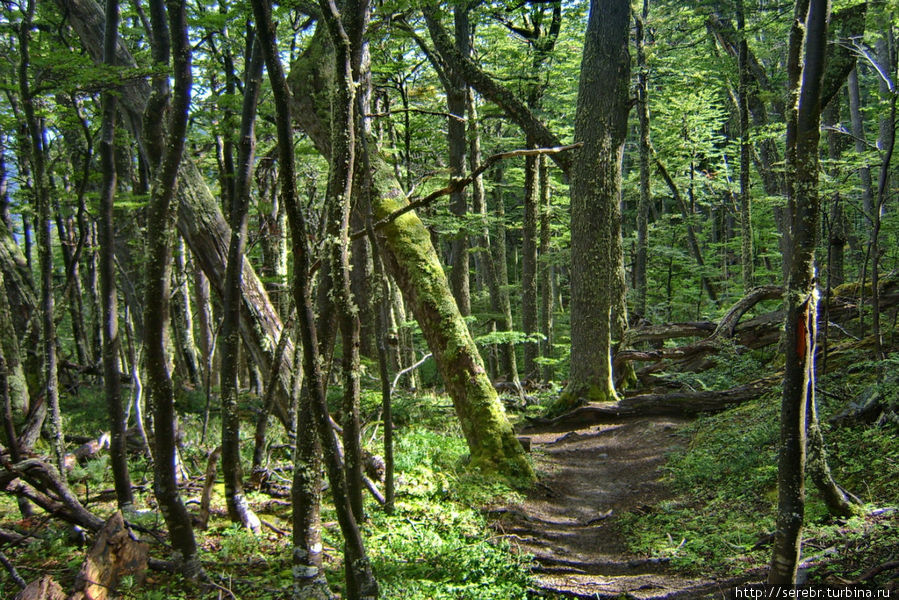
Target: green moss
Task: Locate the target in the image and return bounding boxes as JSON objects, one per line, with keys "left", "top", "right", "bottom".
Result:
{"left": 548, "top": 381, "right": 619, "bottom": 416}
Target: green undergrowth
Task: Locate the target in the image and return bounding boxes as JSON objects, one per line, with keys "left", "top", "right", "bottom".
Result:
{"left": 619, "top": 361, "right": 899, "bottom": 585}
{"left": 1, "top": 389, "right": 535, "bottom": 599}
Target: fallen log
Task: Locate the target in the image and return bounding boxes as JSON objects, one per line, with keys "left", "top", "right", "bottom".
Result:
{"left": 616, "top": 278, "right": 899, "bottom": 383}
{"left": 523, "top": 377, "right": 778, "bottom": 433}
{"left": 1, "top": 459, "right": 104, "bottom": 531}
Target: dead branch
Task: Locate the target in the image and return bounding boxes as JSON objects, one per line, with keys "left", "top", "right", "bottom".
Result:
{"left": 0, "top": 549, "right": 27, "bottom": 589}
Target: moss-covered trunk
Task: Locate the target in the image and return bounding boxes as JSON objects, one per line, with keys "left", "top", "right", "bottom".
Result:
{"left": 560, "top": 0, "right": 631, "bottom": 410}
{"left": 373, "top": 181, "right": 533, "bottom": 479}
{"left": 769, "top": 0, "right": 827, "bottom": 585}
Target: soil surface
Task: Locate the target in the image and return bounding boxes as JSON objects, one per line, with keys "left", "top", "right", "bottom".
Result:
{"left": 491, "top": 415, "right": 748, "bottom": 599}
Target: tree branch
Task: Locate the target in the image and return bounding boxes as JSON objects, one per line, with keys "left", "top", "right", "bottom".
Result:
{"left": 419, "top": 5, "right": 570, "bottom": 175}
{"left": 352, "top": 142, "right": 581, "bottom": 240}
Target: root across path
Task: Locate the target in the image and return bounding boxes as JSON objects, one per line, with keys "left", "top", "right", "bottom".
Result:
{"left": 491, "top": 416, "right": 751, "bottom": 599}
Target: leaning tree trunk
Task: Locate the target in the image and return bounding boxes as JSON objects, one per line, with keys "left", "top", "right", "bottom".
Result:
{"left": 287, "top": 17, "right": 532, "bottom": 481}
{"left": 373, "top": 176, "right": 533, "bottom": 479}
{"left": 559, "top": 0, "right": 631, "bottom": 410}
{"left": 769, "top": 0, "right": 827, "bottom": 586}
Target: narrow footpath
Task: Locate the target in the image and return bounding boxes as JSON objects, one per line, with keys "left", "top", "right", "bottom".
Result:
{"left": 491, "top": 416, "right": 746, "bottom": 599}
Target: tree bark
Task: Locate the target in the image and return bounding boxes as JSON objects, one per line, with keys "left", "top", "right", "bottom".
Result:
{"left": 251, "top": 0, "right": 377, "bottom": 595}
{"left": 143, "top": 0, "right": 200, "bottom": 576}
{"left": 538, "top": 155, "right": 554, "bottom": 382}
{"left": 522, "top": 150, "right": 539, "bottom": 378}
{"left": 560, "top": 0, "right": 631, "bottom": 410}
{"left": 634, "top": 0, "right": 651, "bottom": 319}
{"left": 220, "top": 33, "right": 264, "bottom": 533}
{"left": 98, "top": 0, "right": 133, "bottom": 510}
{"left": 56, "top": 0, "right": 298, "bottom": 430}
{"left": 769, "top": 0, "right": 828, "bottom": 586}
{"left": 289, "top": 19, "right": 533, "bottom": 481}
{"left": 447, "top": 6, "right": 471, "bottom": 318}
{"left": 737, "top": 0, "right": 754, "bottom": 292}
{"left": 18, "top": 0, "right": 66, "bottom": 475}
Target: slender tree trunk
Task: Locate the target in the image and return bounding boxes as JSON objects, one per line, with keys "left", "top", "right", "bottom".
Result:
{"left": 522, "top": 149, "right": 540, "bottom": 378}
{"left": 769, "top": 0, "right": 827, "bottom": 585}
{"left": 447, "top": 7, "right": 471, "bottom": 317}
{"left": 847, "top": 68, "right": 875, "bottom": 225}
{"left": 18, "top": 0, "right": 66, "bottom": 475}
{"left": 251, "top": 1, "right": 378, "bottom": 596}
{"left": 220, "top": 34, "right": 264, "bottom": 533}
{"left": 171, "top": 239, "right": 201, "bottom": 388}
{"left": 143, "top": 0, "right": 200, "bottom": 576}
{"left": 99, "top": 0, "right": 133, "bottom": 509}
{"left": 634, "top": 0, "right": 651, "bottom": 320}
{"left": 737, "top": 0, "right": 754, "bottom": 292}
{"left": 369, "top": 237, "right": 395, "bottom": 514}
{"left": 487, "top": 162, "right": 520, "bottom": 385}
{"left": 538, "top": 155, "right": 554, "bottom": 382}
{"left": 871, "top": 35, "right": 896, "bottom": 363}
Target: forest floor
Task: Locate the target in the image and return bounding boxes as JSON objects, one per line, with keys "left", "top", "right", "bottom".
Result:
{"left": 490, "top": 415, "right": 761, "bottom": 599}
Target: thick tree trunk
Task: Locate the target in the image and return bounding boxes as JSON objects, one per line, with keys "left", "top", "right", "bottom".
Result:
{"left": 374, "top": 181, "right": 533, "bottom": 479}
{"left": 0, "top": 251, "right": 32, "bottom": 429}
{"left": 289, "top": 20, "right": 532, "bottom": 481}
{"left": 560, "top": 0, "right": 631, "bottom": 409}
{"left": 447, "top": 7, "right": 471, "bottom": 318}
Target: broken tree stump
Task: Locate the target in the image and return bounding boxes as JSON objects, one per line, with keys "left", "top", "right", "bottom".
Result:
{"left": 14, "top": 577, "right": 66, "bottom": 600}
{"left": 69, "top": 511, "right": 148, "bottom": 600}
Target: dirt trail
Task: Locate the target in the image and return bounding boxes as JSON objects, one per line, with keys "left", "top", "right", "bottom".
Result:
{"left": 491, "top": 416, "right": 738, "bottom": 599}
